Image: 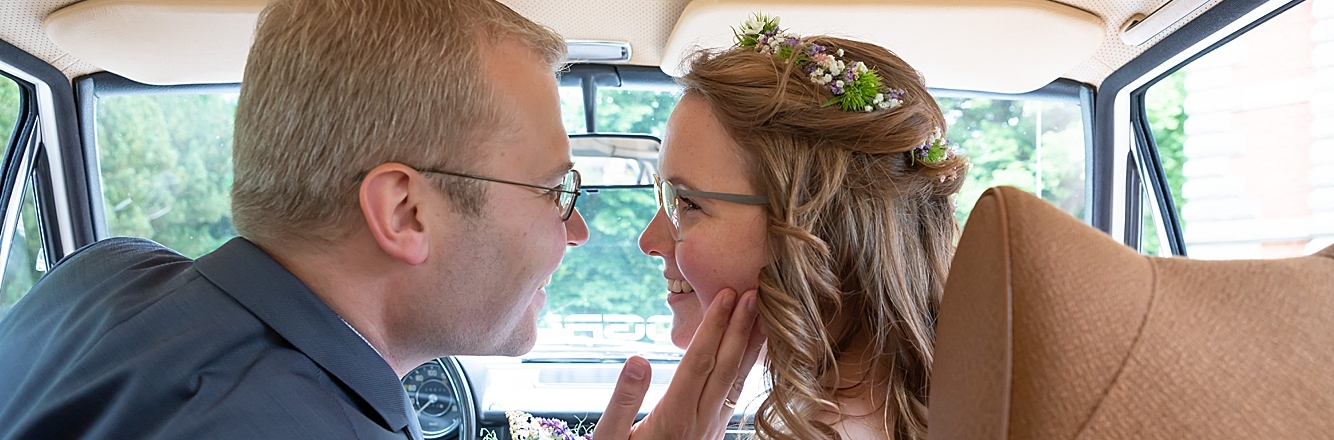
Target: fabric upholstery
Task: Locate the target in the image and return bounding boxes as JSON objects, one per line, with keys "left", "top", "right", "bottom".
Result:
{"left": 929, "top": 186, "right": 1334, "bottom": 439}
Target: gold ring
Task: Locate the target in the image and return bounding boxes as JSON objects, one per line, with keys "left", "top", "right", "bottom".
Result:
{"left": 723, "top": 398, "right": 737, "bottom": 409}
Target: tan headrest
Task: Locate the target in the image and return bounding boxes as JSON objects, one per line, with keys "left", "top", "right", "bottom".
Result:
{"left": 929, "top": 186, "right": 1334, "bottom": 439}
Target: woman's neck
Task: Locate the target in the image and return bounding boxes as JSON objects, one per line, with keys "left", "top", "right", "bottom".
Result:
{"left": 813, "top": 330, "right": 894, "bottom": 439}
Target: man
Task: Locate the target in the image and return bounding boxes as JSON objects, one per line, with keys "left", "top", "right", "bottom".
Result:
{"left": 0, "top": 0, "right": 761, "bottom": 438}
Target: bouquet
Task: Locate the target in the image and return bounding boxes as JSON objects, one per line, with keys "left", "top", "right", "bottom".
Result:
{"left": 481, "top": 410, "right": 594, "bottom": 440}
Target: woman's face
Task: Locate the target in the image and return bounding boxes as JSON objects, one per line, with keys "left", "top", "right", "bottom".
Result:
{"left": 639, "top": 93, "right": 770, "bottom": 349}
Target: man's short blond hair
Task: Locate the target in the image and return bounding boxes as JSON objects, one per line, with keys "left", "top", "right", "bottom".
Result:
{"left": 232, "top": 0, "right": 566, "bottom": 247}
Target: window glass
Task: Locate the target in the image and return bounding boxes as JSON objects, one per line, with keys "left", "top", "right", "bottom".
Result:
{"left": 544, "top": 87, "right": 674, "bottom": 352}
{"left": 96, "top": 94, "right": 238, "bottom": 258}
{"left": 2, "top": 179, "right": 45, "bottom": 318}
{"left": 542, "top": 89, "right": 1089, "bottom": 353}
{"left": 1145, "top": 1, "right": 1333, "bottom": 259}
{"left": 560, "top": 87, "right": 587, "bottom": 134}
{"left": 939, "top": 97, "right": 1087, "bottom": 226}
{"left": 595, "top": 89, "right": 678, "bottom": 136}
{"left": 1, "top": 76, "right": 17, "bottom": 147}
{"left": 1, "top": 75, "right": 44, "bottom": 318}
{"left": 559, "top": 86, "right": 679, "bottom": 137}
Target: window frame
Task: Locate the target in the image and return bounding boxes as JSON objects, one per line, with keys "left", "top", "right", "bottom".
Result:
{"left": 76, "top": 72, "right": 240, "bottom": 241}
{"left": 0, "top": 37, "right": 93, "bottom": 277}
{"left": 1097, "top": 0, "right": 1305, "bottom": 253}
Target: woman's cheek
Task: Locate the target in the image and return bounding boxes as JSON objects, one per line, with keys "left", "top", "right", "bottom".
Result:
{"left": 675, "top": 240, "right": 721, "bottom": 306}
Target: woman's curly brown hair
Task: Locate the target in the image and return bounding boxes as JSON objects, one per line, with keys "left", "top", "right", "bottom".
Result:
{"left": 677, "top": 36, "right": 968, "bottom": 440}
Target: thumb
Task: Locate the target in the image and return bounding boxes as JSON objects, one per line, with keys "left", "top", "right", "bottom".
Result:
{"left": 592, "top": 356, "right": 652, "bottom": 440}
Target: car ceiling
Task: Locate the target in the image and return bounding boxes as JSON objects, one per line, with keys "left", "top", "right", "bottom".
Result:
{"left": 1, "top": 0, "right": 1225, "bottom": 91}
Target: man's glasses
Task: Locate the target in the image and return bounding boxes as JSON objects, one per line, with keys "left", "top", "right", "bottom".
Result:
{"left": 653, "top": 174, "right": 766, "bottom": 239}
{"left": 417, "top": 168, "right": 582, "bottom": 221}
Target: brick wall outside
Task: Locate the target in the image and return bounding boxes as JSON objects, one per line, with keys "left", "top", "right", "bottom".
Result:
{"left": 1178, "top": 0, "right": 1334, "bottom": 259}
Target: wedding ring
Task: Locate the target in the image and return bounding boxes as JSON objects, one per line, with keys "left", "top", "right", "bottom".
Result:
{"left": 722, "top": 398, "right": 737, "bottom": 409}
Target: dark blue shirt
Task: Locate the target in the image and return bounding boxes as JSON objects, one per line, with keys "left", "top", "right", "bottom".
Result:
{"left": 0, "top": 237, "right": 424, "bottom": 440}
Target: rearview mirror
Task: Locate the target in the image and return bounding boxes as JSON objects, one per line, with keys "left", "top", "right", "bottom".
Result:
{"left": 569, "top": 134, "right": 660, "bottom": 186}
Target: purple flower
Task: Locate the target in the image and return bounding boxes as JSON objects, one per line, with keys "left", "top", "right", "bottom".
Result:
{"left": 831, "top": 84, "right": 844, "bottom": 95}
{"left": 784, "top": 37, "right": 800, "bottom": 47}
{"left": 807, "top": 43, "right": 825, "bottom": 56}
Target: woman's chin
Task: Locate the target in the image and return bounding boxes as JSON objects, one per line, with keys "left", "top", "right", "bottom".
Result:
{"left": 669, "top": 315, "right": 701, "bottom": 349}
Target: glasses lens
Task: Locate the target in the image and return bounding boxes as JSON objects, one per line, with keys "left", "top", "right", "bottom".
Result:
{"left": 661, "top": 181, "right": 679, "bottom": 228}
{"left": 559, "top": 170, "right": 580, "bottom": 220}
{"left": 653, "top": 174, "right": 681, "bottom": 239}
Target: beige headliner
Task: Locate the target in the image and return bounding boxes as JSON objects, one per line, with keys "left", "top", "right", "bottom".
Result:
{"left": 5, "top": 0, "right": 1225, "bottom": 91}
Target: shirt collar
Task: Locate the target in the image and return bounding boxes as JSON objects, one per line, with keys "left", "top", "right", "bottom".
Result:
{"left": 195, "top": 237, "right": 412, "bottom": 434}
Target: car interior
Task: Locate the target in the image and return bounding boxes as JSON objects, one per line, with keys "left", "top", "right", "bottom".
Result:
{"left": 1, "top": 0, "right": 1331, "bottom": 438}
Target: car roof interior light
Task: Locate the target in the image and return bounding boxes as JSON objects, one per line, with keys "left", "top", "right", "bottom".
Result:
{"left": 1120, "top": 0, "right": 1213, "bottom": 46}
{"left": 566, "top": 40, "right": 633, "bottom": 63}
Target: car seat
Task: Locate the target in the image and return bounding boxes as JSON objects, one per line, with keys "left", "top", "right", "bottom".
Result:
{"left": 928, "top": 186, "right": 1334, "bottom": 439}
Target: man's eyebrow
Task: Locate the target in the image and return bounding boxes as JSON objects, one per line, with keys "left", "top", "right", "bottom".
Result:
{"left": 542, "top": 161, "right": 575, "bottom": 183}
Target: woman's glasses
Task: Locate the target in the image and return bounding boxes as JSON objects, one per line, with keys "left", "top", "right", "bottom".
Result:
{"left": 417, "top": 168, "right": 582, "bottom": 221}
{"left": 652, "top": 174, "right": 766, "bottom": 239}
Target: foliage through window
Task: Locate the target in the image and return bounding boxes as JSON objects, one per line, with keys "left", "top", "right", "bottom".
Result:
{"left": 96, "top": 94, "right": 237, "bottom": 259}
{"left": 1, "top": 75, "right": 45, "bottom": 318}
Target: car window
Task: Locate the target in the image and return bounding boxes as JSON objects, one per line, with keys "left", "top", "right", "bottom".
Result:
{"left": 1143, "top": 1, "right": 1332, "bottom": 259}
{"left": 88, "top": 85, "right": 1088, "bottom": 349}
{"left": 542, "top": 87, "right": 1088, "bottom": 352}
{"left": 543, "top": 88, "right": 678, "bottom": 352}
{"left": 96, "top": 94, "right": 238, "bottom": 259}
{"left": 940, "top": 96, "right": 1086, "bottom": 226}
{"left": 561, "top": 87, "right": 587, "bottom": 134}
{"left": 1, "top": 75, "right": 46, "bottom": 318}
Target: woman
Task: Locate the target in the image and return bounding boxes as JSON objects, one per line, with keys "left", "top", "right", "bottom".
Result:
{"left": 638, "top": 15, "right": 968, "bottom": 440}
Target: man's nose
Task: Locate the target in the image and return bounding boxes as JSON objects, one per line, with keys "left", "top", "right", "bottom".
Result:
{"left": 566, "top": 208, "right": 590, "bottom": 246}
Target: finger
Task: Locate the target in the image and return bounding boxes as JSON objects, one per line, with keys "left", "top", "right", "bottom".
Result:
{"left": 658, "top": 288, "right": 739, "bottom": 411}
{"left": 728, "top": 311, "right": 768, "bottom": 403}
{"left": 592, "top": 356, "right": 652, "bottom": 440}
{"left": 699, "top": 289, "right": 761, "bottom": 413}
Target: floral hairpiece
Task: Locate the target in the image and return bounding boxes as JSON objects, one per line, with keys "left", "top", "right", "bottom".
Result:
{"left": 912, "top": 130, "right": 956, "bottom": 165}
{"left": 733, "top": 13, "right": 961, "bottom": 175}
{"left": 734, "top": 13, "right": 904, "bottom": 113}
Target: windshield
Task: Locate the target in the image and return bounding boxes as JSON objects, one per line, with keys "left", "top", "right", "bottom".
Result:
{"left": 88, "top": 83, "right": 1089, "bottom": 360}
{"left": 534, "top": 86, "right": 1089, "bottom": 357}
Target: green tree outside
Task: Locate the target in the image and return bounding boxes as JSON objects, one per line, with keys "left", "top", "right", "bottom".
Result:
{"left": 0, "top": 76, "right": 47, "bottom": 316}
{"left": 1140, "top": 70, "right": 1189, "bottom": 255}
{"left": 939, "top": 97, "right": 1087, "bottom": 227}
{"left": 97, "top": 94, "right": 237, "bottom": 258}
{"left": 70, "top": 82, "right": 1189, "bottom": 338}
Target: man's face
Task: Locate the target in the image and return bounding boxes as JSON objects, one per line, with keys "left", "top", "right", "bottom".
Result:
{"left": 402, "top": 37, "right": 588, "bottom": 357}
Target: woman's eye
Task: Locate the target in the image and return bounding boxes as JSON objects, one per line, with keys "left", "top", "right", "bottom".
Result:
{"left": 677, "top": 197, "right": 702, "bottom": 212}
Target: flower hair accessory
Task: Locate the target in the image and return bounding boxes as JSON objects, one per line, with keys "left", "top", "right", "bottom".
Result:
{"left": 735, "top": 13, "right": 904, "bottom": 113}
{"left": 912, "top": 129, "right": 956, "bottom": 165}
{"left": 913, "top": 129, "right": 963, "bottom": 181}
{"left": 734, "top": 13, "right": 962, "bottom": 179}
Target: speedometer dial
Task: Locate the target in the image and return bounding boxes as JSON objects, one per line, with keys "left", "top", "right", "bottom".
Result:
{"left": 403, "top": 359, "right": 463, "bottom": 438}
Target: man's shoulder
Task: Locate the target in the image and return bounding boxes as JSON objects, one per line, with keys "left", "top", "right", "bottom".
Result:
{"left": 158, "top": 348, "right": 409, "bottom": 439}
{"left": 1, "top": 338, "right": 399, "bottom": 439}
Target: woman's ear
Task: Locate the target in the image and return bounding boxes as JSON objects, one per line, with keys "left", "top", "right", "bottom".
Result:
{"left": 359, "top": 163, "right": 431, "bottom": 265}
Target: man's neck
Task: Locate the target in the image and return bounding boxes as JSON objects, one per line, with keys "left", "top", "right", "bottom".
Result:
{"left": 256, "top": 238, "right": 418, "bottom": 378}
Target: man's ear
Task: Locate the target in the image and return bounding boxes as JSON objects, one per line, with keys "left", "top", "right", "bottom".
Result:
{"left": 360, "top": 163, "right": 433, "bottom": 265}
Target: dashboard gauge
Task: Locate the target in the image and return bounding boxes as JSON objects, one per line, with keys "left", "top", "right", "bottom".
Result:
{"left": 403, "top": 358, "right": 475, "bottom": 439}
